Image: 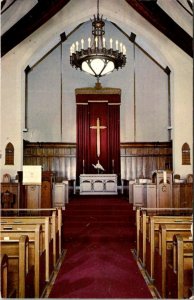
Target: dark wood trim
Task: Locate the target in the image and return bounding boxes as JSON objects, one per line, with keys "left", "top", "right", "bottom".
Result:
{"left": 24, "top": 141, "right": 172, "bottom": 149}
{"left": 121, "top": 153, "right": 172, "bottom": 158}
{"left": 125, "top": 0, "right": 193, "bottom": 57}
{"left": 1, "top": 0, "right": 71, "bottom": 57}
{"left": 1, "top": 0, "right": 17, "bottom": 14}
{"left": 121, "top": 141, "right": 172, "bottom": 148}
{"left": 23, "top": 141, "right": 76, "bottom": 148}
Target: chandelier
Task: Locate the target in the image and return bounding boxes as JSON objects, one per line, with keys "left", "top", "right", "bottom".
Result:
{"left": 70, "top": 0, "right": 126, "bottom": 81}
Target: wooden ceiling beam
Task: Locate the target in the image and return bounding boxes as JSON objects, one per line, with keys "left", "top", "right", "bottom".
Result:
{"left": 1, "top": 0, "right": 70, "bottom": 57}
{"left": 1, "top": 0, "right": 193, "bottom": 58}
{"left": 125, "top": 0, "right": 193, "bottom": 57}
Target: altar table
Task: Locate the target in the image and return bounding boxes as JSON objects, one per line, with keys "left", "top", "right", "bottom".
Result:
{"left": 80, "top": 174, "right": 117, "bottom": 195}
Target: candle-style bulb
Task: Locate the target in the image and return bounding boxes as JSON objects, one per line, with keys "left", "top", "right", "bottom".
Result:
{"left": 88, "top": 37, "right": 91, "bottom": 48}
{"left": 116, "top": 40, "right": 118, "bottom": 50}
{"left": 81, "top": 39, "right": 84, "bottom": 49}
{"left": 76, "top": 41, "right": 79, "bottom": 51}
{"left": 120, "top": 42, "right": 123, "bottom": 52}
{"left": 72, "top": 43, "right": 75, "bottom": 53}
{"left": 95, "top": 37, "right": 98, "bottom": 47}
{"left": 110, "top": 38, "right": 113, "bottom": 48}
{"left": 103, "top": 37, "right": 106, "bottom": 48}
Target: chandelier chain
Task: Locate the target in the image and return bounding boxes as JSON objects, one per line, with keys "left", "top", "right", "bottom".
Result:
{"left": 97, "top": 0, "right": 99, "bottom": 16}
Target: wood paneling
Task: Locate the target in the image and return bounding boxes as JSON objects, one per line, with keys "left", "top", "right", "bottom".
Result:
{"left": 23, "top": 141, "right": 172, "bottom": 189}
{"left": 23, "top": 142, "right": 76, "bottom": 181}
{"left": 172, "top": 183, "right": 193, "bottom": 209}
{"left": 121, "top": 142, "right": 172, "bottom": 180}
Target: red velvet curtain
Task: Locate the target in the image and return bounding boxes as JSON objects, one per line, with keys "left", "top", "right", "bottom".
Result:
{"left": 108, "top": 104, "right": 121, "bottom": 179}
{"left": 76, "top": 92, "right": 120, "bottom": 183}
{"left": 76, "top": 104, "right": 89, "bottom": 177}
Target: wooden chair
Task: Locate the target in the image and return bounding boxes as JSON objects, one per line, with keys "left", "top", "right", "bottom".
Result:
{"left": 2, "top": 173, "right": 11, "bottom": 183}
{"left": 1, "top": 190, "right": 15, "bottom": 209}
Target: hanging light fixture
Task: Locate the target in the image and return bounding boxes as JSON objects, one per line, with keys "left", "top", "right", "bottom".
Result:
{"left": 70, "top": 0, "right": 126, "bottom": 81}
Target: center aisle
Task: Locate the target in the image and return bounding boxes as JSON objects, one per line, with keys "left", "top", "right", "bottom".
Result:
{"left": 48, "top": 195, "right": 153, "bottom": 299}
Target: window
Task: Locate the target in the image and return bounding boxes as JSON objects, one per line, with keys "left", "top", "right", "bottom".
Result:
{"left": 182, "top": 143, "right": 190, "bottom": 165}
{"left": 5, "top": 142, "right": 14, "bottom": 165}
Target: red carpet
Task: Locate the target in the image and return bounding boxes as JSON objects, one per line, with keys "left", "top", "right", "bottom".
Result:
{"left": 49, "top": 195, "right": 152, "bottom": 298}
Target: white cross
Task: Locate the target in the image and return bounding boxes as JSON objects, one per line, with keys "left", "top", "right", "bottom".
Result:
{"left": 90, "top": 118, "right": 106, "bottom": 157}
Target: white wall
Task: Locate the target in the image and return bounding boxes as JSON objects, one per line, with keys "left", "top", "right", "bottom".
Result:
{"left": 1, "top": 0, "right": 193, "bottom": 180}
{"left": 24, "top": 20, "right": 169, "bottom": 143}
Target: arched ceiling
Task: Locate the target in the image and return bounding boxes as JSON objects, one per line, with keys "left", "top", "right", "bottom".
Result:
{"left": 1, "top": 0, "right": 193, "bottom": 57}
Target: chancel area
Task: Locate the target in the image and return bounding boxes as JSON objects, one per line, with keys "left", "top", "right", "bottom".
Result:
{"left": 1, "top": 0, "right": 193, "bottom": 298}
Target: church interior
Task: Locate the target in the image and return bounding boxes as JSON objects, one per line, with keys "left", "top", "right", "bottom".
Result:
{"left": 1, "top": 0, "right": 193, "bottom": 298}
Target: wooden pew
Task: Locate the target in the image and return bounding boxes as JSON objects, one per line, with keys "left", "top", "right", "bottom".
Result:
{"left": 166, "top": 234, "right": 193, "bottom": 299}
{"left": 136, "top": 208, "right": 146, "bottom": 267}
{"left": 1, "top": 254, "right": 8, "bottom": 298}
{"left": 0, "top": 235, "right": 29, "bottom": 298}
{"left": 145, "top": 215, "right": 192, "bottom": 281}
{"left": 1, "top": 207, "right": 63, "bottom": 263}
{"left": 1, "top": 216, "right": 54, "bottom": 282}
{"left": 154, "top": 223, "right": 192, "bottom": 298}
{"left": 136, "top": 207, "right": 192, "bottom": 268}
{"left": 0, "top": 224, "right": 45, "bottom": 298}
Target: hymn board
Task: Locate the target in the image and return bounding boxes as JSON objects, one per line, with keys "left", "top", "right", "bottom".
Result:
{"left": 76, "top": 87, "right": 121, "bottom": 186}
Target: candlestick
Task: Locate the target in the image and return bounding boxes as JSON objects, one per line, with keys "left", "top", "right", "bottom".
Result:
{"left": 83, "top": 159, "right": 85, "bottom": 174}
{"left": 112, "top": 159, "right": 114, "bottom": 173}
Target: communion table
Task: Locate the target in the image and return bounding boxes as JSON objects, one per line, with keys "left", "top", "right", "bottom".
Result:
{"left": 80, "top": 174, "right": 117, "bottom": 195}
